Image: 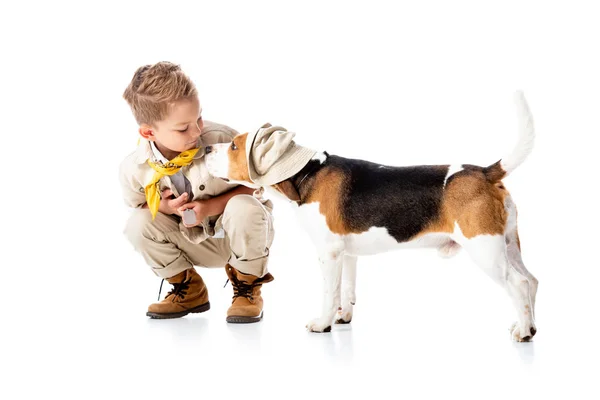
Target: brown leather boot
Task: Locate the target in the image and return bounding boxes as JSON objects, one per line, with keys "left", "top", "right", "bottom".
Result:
{"left": 225, "top": 264, "right": 274, "bottom": 323}
{"left": 146, "top": 268, "right": 210, "bottom": 319}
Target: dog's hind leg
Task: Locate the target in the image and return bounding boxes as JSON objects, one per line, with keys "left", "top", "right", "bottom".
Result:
{"left": 336, "top": 255, "right": 357, "bottom": 324}
{"left": 504, "top": 196, "right": 538, "bottom": 334}
{"left": 462, "top": 234, "right": 537, "bottom": 342}
{"left": 505, "top": 228, "right": 538, "bottom": 328}
{"left": 504, "top": 197, "right": 538, "bottom": 318}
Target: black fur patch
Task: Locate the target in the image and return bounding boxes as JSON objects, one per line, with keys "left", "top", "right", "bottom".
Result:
{"left": 324, "top": 156, "right": 448, "bottom": 243}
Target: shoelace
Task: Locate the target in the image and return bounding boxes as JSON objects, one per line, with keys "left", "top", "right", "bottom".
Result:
{"left": 156, "top": 278, "right": 190, "bottom": 301}
{"left": 158, "top": 279, "right": 164, "bottom": 301}
{"left": 223, "top": 267, "right": 271, "bottom": 300}
{"left": 231, "top": 279, "right": 255, "bottom": 301}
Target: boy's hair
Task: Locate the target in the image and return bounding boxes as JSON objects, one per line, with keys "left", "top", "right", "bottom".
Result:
{"left": 123, "top": 61, "right": 197, "bottom": 125}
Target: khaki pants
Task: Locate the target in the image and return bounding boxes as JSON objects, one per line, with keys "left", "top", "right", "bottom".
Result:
{"left": 124, "top": 195, "right": 274, "bottom": 278}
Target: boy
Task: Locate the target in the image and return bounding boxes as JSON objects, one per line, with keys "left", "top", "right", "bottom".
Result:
{"left": 119, "top": 61, "right": 274, "bottom": 323}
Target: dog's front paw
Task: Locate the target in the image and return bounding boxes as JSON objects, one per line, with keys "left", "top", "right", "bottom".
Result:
{"left": 335, "top": 306, "right": 352, "bottom": 324}
{"left": 510, "top": 322, "right": 537, "bottom": 342}
{"left": 306, "top": 318, "right": 332, "bottom": 333}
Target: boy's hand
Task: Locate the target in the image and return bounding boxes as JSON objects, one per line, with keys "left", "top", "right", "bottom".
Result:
{"left": 178, "top": 200, "right": 216, "bottom": 228}
{"left": 158, "top": 189, "right": 189, "bottom": 215}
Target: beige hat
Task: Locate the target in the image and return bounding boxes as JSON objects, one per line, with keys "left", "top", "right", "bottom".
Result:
{"left": 246, "top": 123, "right": 317, "bottom": 186}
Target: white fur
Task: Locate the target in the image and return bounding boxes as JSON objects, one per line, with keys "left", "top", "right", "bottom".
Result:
{"left": 444, "top": 164, "right": 463, "bottom": 188}
{"left": 337, "top": 254, "right": 357, "bottom": 323}
{"left": 312, "top": 152, "right": 327, "bottom": 163}
{"left": 504, "top": 196, "right": 539, "bottom": 329}
{"left": 437, "top": 240, "right": 461, "bottom": 258}
{"left": 451, "top": 207, "right": 538, "bottom": 341}
{"left": 500, "top": 91, "right": 535, "bottom": 175}
{"left": 204, "top": 143, "right": 230, "bottom": 178}
{"left": 297, "top": 201, "right": 537, "bottom": 340}
{"left": 295, "top": 202, "right": 345, "bottom": 332}
{"left": 296, "top": 203, "right": 454, "bottom": 256}
{"left": 297, "top": 202, "right": 464, "bottom": 332}
{"left": 205, "top": 143, "right": 261, "bottom": 188}
{"left": 346, "top": 228, "right": 452, "bottom": 255}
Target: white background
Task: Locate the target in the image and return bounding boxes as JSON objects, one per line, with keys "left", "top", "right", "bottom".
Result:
{"left": 1, "top": 1, "right": 599, "bottom": 399}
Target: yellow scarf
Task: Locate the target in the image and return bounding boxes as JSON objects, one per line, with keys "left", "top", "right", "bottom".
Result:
{"left": 145, "top": 148, "right": 199, "bottom": 219}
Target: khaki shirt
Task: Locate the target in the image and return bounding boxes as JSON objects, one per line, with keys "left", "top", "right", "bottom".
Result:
{"left": 119, "top": 120, "right": 261, "bottom": 244}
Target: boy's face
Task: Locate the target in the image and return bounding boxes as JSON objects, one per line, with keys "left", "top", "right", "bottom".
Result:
{"left": 139, "top": 97, "right": 204, "bottom": 158}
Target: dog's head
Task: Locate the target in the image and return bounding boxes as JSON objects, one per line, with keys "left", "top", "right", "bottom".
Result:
{"left": 205, "top": 124, "right": 317, "bottom": 201}
{"left": 204, "top": 132, "right": 253, "bottom": 185}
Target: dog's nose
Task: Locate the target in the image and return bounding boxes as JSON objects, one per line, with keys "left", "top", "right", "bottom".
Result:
{"left": 205, "top": 146, "right": 212, "bottom": 154}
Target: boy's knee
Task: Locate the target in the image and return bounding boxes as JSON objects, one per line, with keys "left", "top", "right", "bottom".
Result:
{"left": 124, "top": 209, "right": 153, "bottom": 247}
{"left": 124, "top": 209, "right": 175, "bottom": 248}
{"left": 223, "top": 195, "right": 266, "bottom": 223}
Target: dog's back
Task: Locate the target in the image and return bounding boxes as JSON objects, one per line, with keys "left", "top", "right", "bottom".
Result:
{"left": 298, "top": 91, "right": 534, "bottom": 246}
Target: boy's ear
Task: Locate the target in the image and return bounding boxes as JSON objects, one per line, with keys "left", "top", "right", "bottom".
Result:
{"left": 139, "top": 124, "right": 155, "bottom": 141}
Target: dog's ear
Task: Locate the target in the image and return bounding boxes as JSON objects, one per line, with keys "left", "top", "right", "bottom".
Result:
{"left": 273, "top": 179, "right": 300, "bottom": 202}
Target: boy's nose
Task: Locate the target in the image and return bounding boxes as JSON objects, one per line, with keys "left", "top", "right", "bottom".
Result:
{"left": 205, "top": 146, "right": 212, "bottom": 154}
{"left": 191, "top": 124, "right": 202, "bottom": 138}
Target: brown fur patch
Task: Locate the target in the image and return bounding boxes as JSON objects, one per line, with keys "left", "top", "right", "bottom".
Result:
{"left": 424, "top": 171, "right": 509, "bottom": 239}
{"left": 483, "top": 160, "right": 507, "bottom": 182}
{"left": 273, "top": 180, "right": 301, "bottom": 202}
{"left": 227, "top": 133, "right": 250, "bottom": 181}
{"left": 304, "top": 168, "right": 357, "bottom": 235}
{"left": 302, "top": 164, "right": 510, "bottom": 239}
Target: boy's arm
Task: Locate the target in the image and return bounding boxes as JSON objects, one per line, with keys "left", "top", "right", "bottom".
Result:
{"left": 141, "top": 190, "right": 189, "bottom": 215}
{"left": 177, "top": 185, "right": 256, "bottom": 226}
{"left": 210, "top": 185, "right": 256, "bottom": 214}
{"left": 119, "top": 158, "right": 147, "bottom": 209}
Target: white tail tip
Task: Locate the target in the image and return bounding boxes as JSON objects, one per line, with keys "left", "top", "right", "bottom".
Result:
{"left": 500, "top": 91, "right": 535, "bottom": 175}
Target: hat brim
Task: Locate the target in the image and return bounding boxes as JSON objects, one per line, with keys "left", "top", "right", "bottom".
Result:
{"left": 245, "top": 126, "right": 317, "bottom": 186}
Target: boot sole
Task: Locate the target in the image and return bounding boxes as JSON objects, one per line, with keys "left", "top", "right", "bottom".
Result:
{"left": 226, "top": 311, "right": 263, "bottom": 324}
{"left": 146, "top": 301, "right": 211, "bottom": 319}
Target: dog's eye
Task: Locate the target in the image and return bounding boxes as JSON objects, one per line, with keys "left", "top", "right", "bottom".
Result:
{"left": 231, "top": 142, "right": 238, "bottom": 151}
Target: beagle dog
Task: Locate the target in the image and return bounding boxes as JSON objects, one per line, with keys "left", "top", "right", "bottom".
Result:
{"left": 204, "top": 92, "right": 538, "bottom": 342}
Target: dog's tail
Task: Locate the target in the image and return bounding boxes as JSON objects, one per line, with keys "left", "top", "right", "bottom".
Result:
{"left": 484, "top": 91, "right": 535, "bottom": 182}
